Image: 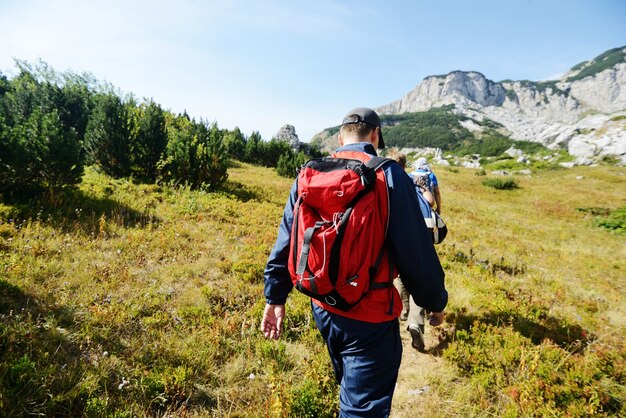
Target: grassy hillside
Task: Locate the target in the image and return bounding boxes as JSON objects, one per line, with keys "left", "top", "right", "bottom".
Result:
{"left": 310, "top": 107, "right": 550, "bottom": 158}
{"left": 567, "top": 46, "right": 626, "bottom": 82}
{"left": 381, "top": 106, "right": 473, "bottom": 149}
{"left": 1, "top": 162, "right": 625, "bottom": 416}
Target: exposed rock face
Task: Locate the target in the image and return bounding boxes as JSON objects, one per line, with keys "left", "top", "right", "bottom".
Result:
{"left": 374, "top": 47, "right": 626, "bottom": 163}
{"left": 376, "top": 71, "right": 507, "bottom": 114}
{"left": 274, "top": 124, "right": 300, "bottom": 149}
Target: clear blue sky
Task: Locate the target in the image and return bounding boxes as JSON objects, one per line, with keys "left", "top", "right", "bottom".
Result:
{"left": 1, "top": 0, "right": 624, "bottom": 142}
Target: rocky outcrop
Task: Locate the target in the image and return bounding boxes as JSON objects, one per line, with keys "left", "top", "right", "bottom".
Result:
{"left": 374, "top": 47, "right": 626, "bottom": 163}
{"left": 376, "top": 71, "right": 507, "bottom": 114}
{"left": 274, "top": 124, "right": 300, "bottom": 149}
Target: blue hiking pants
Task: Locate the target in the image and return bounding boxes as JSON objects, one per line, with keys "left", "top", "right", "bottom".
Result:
{"left": 311, "top": 302, "right": 402, "bottom": 418}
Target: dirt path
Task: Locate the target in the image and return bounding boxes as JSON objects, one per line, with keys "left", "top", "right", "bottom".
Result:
{"left": 391, "top": 321, "right": 448, "bottom": 417}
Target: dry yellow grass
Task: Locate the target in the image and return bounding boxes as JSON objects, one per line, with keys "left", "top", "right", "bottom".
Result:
{"left": 1, "top": 162, "right": 624, "bottom": 416}
{"left": 391, "top": 164, "right": 625, "bottom": 417}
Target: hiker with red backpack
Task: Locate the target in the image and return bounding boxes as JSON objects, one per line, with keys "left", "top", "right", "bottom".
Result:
{"left": 261, "top": 107, "right": 447, "bottom": 417}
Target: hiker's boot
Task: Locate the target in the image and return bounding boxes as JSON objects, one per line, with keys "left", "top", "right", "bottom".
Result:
{"left": 408, "top": 324, "right": 425, "bottom": 352}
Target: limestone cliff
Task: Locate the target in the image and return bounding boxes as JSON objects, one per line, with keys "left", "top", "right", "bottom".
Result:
{"left": 372, "top": 46, "right": 626, "bottom": 163}
{"left": 273, "top": 124, "right": 300, "bottom": 149}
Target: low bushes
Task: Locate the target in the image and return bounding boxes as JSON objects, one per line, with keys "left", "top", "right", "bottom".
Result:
{"left": 481, "top": 177, "right": 519, "bottom": 190}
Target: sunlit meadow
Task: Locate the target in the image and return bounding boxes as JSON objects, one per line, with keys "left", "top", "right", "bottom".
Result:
{"left": 1, "top": 162, "right": 624, "bottom": 416}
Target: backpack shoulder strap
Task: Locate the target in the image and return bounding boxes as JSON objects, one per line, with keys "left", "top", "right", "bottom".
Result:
{"left": 365, "top": 156, "right": 394, "bottom": 171}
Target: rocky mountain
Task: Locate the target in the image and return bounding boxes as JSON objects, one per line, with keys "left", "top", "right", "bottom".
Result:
{"left": 312, "top": 46, "right": 626, "bottom": 164}
{"left": 273, "top": 124, "right": 300, "bottom": 149}
{"left": 375, "top": 46, "right": 626, "bottom": 163}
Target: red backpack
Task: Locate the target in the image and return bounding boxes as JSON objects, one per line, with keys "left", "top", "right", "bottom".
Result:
{"left": 288, "top": 153, "right": 394, "bottom": 312}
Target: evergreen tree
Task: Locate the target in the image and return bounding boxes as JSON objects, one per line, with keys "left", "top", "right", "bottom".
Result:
{"left": 0, "top": 72, "right": 9, "bottom": 96}
{"left": 158, "top": 113, "right": 196, "bottom": 186}
{"left": 244, "top": 131, "right": 262, "bottom": 164}
{"left": 0, "top": 70, "right": 83, "bottom": 194}
{"left": 158, "top": 116, "right": 228, "bottom": 189}
{"left": 260, "top": 138, "right": 291, "bottom": 167}
{"left": 201, "top": 122, "right": 228, "bottom": 187}
{"left": 130, "top": 100, "right": 167, "bottom": 182}
{"left": 276, "top": 150, "right": 308, "bottom": 178}
{"left": 37, "top": 109, "right": 83, "bottom": 189}
{"left": 84, "top": 93, "right": 132, "bottom": 177}
{"left": 223, "top": 127, "right": 246, "bottom": 160}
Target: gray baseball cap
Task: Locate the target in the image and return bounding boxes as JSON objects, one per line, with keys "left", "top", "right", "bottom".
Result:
{"left": 341, "top": 107, "right": 385, "bottom": 149}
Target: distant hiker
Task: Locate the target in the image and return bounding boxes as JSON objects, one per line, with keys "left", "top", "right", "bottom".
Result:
{"left": 389, "top": 151, "right": 434, "bottom": 351}
{"left": 388, "top": 151, "right": 434, "bottom": 208}
{"left": 262, "top": 107, "right": 447, "bottom": 417}
{"left": 414, "top": 173, "right": 436, "bottom": 208}
{"left": 411, "top": 157, "right": 442, "bottom": 213}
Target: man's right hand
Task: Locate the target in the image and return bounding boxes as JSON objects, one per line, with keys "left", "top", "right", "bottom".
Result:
{"left": 261, "top": 303, "right": 285, "bottom": 339}
{"left": 427, "top": 311, "right": 444, "bottom": 327}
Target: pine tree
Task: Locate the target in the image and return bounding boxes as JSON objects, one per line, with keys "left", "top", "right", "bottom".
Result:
{"left": 130, "top": 100, "right": 167, "bottom": 182}
{"left": 201, "top": 122, "right": 228, "bottom": 188}
{"left": 0, "top": 70, "right": 84, "bottom": 194}
{"left": 84, "top": 93, "right": 132, "bottom": 178}
{"left": 223, "top": 127, "right": 246, "bottom": 160}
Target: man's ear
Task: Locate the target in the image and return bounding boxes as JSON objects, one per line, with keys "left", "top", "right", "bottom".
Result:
{"left": 371, "top": 127, "right": 379, "bottom": 148}
{"left": 338, "top": 132, "right": 344, "bottom": 146}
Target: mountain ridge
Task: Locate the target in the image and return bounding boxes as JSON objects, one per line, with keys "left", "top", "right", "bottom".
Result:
{"left": 312, "top": 46, "right": 626, "bottom": 164}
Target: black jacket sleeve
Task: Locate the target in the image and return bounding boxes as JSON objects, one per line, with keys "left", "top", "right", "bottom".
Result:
{"left": 385, "top": 163, "right": 448, "bottom": 312}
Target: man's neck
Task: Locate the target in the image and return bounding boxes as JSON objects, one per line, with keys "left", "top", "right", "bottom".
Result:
{"left": 341, "top": 138, "right": 371, "bottom": 146}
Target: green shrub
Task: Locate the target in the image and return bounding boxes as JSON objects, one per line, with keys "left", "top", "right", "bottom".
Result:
{"left": 595, "top": 206, "right": 626, "bottom": 234}
{"left": 256, "top": 340, "right": 291, "bottom": 372}
{"left": 277, "top": 150, "right": 308, "bottom": 178}
{"left": 129, "top": 100, "right": 167, "bottom": 183}
{"left": 482, "top": 177, "right": 518, "bottom": 190}
{"left": 487, "top": 159, "right": 524, "bottom": 171}
{"left": 0, "top": 71, "right": 85, "bottom": 195}
{"left": 288, "top": 355, "right": 337, "bottom": 417}
{"left": 514, "top": 140, "right": 549, "bottom": 154}
{"left": 495, "top": 154, "right": 514, "bottom": 161}
{"left": 601, "top": 154, "right": 621, "bottom": 165}
{"left": 444, "top": 322, "right": 625, "bottom": 416}
{"left": 576, "top": 207, "right": 611, "bottom": 216}
{"left": 530, "top": 160, "right": 562, "bottom": 171}
{"left": 223, "top": 127, "right": 246, "bottom": 160}
{"left": 577, "top": 206, "right": 626, "bottom": 234}
{"left": 85, "top": 93, "right": 132, "bottom": 178}
{"left": 454, "top": 133, "right": 513, "bottom": 157}
{"left": 289, "top": 379, "right": 336, "bottom": 418}
{"left": 158, "top": 116, "right": 228, "bottom": 190}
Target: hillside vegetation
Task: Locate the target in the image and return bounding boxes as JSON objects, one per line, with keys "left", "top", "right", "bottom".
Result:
{"left": 0, "top": 60, "right": 319, "bottom": 198}
{"left": 1, "top": 162, "right": 625, "bottom": 416}
{"left": 567, "top": 46, "right": 626, "bottom": 82}
{"left": 380, "top": 106, "right": 473, "bottom": 149}
{"left": 311, "top": 106, "right": 555, "bottom": 158}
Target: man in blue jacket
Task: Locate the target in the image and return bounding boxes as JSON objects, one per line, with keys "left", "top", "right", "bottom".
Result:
{"left": 262, "top": 107, "right": 448, "bottom": 417}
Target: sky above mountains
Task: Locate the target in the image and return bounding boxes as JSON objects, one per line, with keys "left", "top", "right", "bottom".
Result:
{"left": 1, "top": 0, "right": 624, "bottom": 142}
